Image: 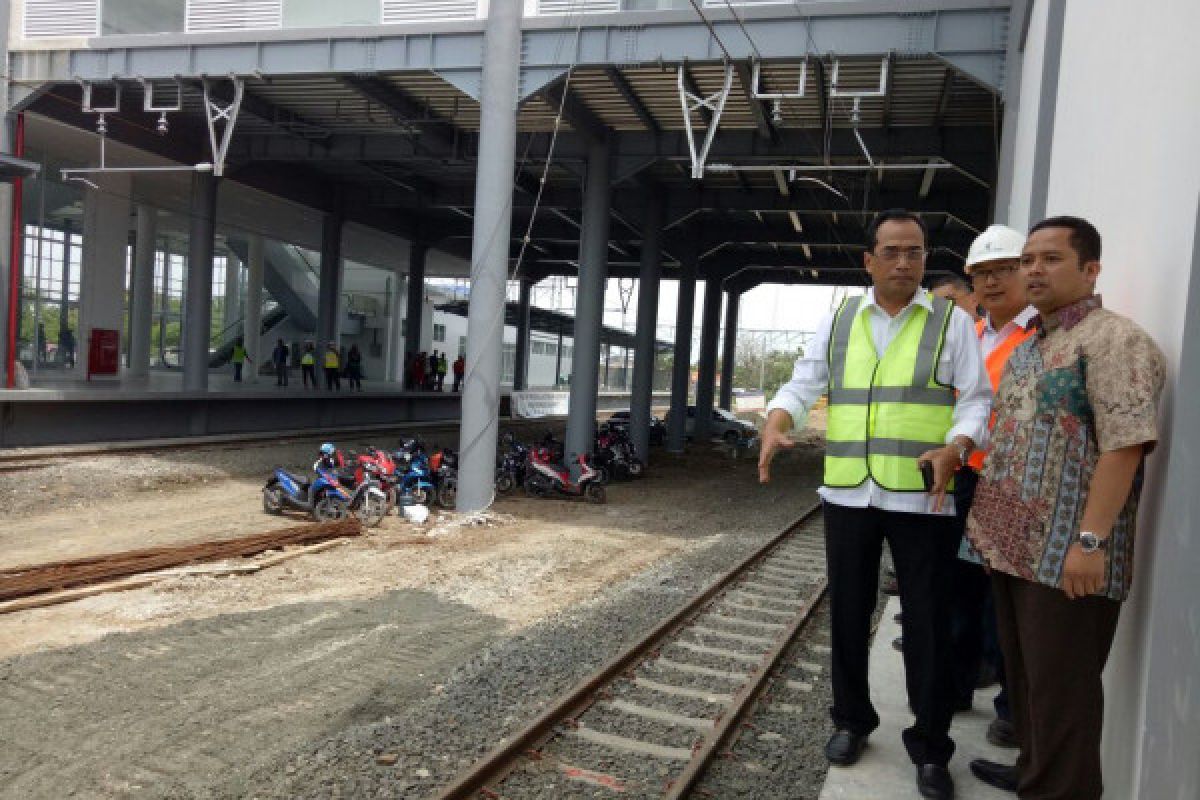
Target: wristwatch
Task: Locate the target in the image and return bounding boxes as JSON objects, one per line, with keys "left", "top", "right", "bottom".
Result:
{"left": 955, "top": 442, "right": 972, "bottom": 467}
{"left": 1076, "top": 531, "right": 1110, "bottom": 554}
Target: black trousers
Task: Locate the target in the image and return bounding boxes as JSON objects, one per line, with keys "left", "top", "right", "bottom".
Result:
{"left": 324, "top": 367, "right": 341, "bottom": 390}
{"left": 948, "top": 468, "right": 1010, "bottom": 719}
{"left": 824, "top": 501, "right": 960, "bottom": 767}
{"left": 991, "top": 571, "right": 1120, "bottom": 800}
{"left": 302, "top": 364, "right": 317, "bottom": 388}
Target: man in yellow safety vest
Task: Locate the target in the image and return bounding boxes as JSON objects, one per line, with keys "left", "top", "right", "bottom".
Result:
{"left": 759, "top": 209, "right": 991, "bottom": 800}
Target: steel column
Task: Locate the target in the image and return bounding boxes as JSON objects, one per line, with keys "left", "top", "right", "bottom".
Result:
{"left": 182, "top": 173, "right": 218, "bottom": 391}
{"left": 128, "top": 205, "right": 156, "bottom": 378}
{"left": 513, "top": 278, "right": 533, "bottom": 390}
{"left": 223, "top": 249, "right": 242, "bottom": 331}
{"left": 244, "top": 234, "right": 264, "bottom": 384}
{"left": 456, "top": 0, "right": 522, "bottom": 512}
{"left": 554, "top": 329, "right": 564, "bottom": 386}
{"left": 633, "top": 229, "right": 665, "bottom": 454}
{"left": 693, "top": 277, "right": 723, "bottom": 440}
{"left": 316, "top": 202, "right": 344, "bottom": 348}
{"left": 719, "top": 287, "right": 739, "bottom": 410}
{"left": 564, "top": 135, "right": 612, "bottom": 480}
{"left": 404, "top": 241, "right": 427, "bottom": 386}
{"left": 666, "top": 245, "right": 698, "bottom": 453}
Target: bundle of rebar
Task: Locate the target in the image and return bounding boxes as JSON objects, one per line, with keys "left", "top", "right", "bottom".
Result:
{"left": 0, "top": 519, "right": 362, "bottom": 602}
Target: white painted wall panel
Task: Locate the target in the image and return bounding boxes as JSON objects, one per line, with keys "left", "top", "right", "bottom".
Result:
{"left": 23, "top": 0, "right": 98, "bottom": 37}
{"left": 1003, "top": 1, "right": 1200, "bottom": 798}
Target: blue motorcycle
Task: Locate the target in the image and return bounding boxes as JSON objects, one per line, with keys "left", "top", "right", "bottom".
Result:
{"left": 263, "top": 463, "right": 387, "bottom": 525}
{"left": 392, "top": 446, "right": 436, "bottom": 506}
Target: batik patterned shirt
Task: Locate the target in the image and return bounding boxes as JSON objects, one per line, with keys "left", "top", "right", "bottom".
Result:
{"left": 965, "top": 295, "right": 1165, "bottom": 601}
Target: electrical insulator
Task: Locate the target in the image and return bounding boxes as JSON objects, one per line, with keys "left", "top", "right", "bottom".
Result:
{"left": 156, "top": 112, "right": 169, "bottom": 135}
{"left": 96, "top": 113, "right": 107, "bottom": 136}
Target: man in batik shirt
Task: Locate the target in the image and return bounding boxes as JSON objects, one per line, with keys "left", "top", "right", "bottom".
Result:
{"left": 964, "top": 216, "right": 1165, "bottom": 799}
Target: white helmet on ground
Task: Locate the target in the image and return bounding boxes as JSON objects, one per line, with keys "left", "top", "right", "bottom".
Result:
{"left": 966, "top": 224, "right": 1026, "bottom": 271}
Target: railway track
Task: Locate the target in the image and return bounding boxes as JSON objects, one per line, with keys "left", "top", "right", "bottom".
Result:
{"left": 434, "top": 503, "right": 828, "bottom": 799}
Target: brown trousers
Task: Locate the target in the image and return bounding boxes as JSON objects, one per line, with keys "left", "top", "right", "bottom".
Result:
{"left": 990, "top": 571, "right": 1121, "bottom": 800}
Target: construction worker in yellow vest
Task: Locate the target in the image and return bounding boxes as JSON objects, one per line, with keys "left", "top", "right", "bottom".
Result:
{"left": 323, "top": 342, "right": 341, "bottom": 391}
{"left": 758, "top": 210, "right": 991, "bottom": 800}
{"left": 300, "top": 342, "right": 317, "bottom": 389}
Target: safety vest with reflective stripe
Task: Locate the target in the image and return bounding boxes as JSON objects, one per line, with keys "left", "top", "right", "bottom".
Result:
{"left": 824, "top": 292, "right": 956, "bottom": 492}
{"left": 966, "top": 317, "right": 1037, "bottom": 471}
{"left": 301, "top": 352, "right": 315, "bottom": 366}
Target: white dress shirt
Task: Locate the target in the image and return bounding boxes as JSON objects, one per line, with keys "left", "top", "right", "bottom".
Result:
{"left": 979, "top": 306, "right": 1039, "bottom": 358}
{"left": 767, "top": 288, "right": 992, "bottom": 516}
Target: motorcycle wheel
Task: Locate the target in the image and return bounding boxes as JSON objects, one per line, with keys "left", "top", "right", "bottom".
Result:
{"left": 585, "top": 483, "right": 607, "bottom": 504}
{"left": 436, "top": 478, "right": 458, "bottom": 509}
{"left": 313, "top": 495, "right": 349, "bottom": 523}
{"left": 594, "top": 466, "right": 610, "bottom": 486}
{"left": 410, "top": 487, "right": 430, "bottom": 506}
{"left": 495, "top": 471, "right": 516, "bottom": 494}
{"left": 628, "top": 459, "right": 645, "bottom": 478}
{"left": 355, "top": 494, "right": 388, "bottom": 528}
{"left": 525, "top": 474, "right": 549, "bottom": 497}
{"left": 262, "top": 485, "right": 284, "bottom": 515}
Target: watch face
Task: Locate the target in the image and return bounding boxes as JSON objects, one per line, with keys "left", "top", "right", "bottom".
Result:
{"left": 1079, "top": 532, "right": 1099, "bottom": 552}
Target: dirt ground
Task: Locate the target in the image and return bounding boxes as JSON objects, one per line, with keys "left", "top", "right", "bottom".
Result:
{"left": 0, "top": 416, "right": 826, "bottom": 798}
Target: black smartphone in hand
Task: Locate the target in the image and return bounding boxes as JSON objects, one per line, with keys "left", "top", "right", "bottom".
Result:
{"left": 919, "top": 460, "right": 935, "bottom": 492}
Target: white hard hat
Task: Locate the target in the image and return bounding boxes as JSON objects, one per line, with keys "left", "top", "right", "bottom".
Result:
{"left": 966, "top": 224, "right": 1026, "bottom": 270}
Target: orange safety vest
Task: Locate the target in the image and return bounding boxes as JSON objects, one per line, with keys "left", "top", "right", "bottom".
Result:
{"left": 968, "top": 317, "right": 1037, "bottom": 470}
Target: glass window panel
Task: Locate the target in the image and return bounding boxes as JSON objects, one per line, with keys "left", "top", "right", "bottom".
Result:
{"left": 102, "top": 0, "right": 186, "bottom": 34}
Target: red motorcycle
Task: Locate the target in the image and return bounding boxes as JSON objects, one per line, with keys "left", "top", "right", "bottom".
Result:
{"left": 524, "top": 445, "right": 606, "bottom": 503}
{"left": 353, "top": 447, "right": 400, "bottom": 513}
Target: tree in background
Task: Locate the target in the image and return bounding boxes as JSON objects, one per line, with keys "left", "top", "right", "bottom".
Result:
{"left": 727, "top": 334, "right": 803, "bottom": 398}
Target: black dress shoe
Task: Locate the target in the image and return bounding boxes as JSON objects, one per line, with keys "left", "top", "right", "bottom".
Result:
{"left": 987, "top": 717, "right": 1018, "bottom": 749}
{"left": 916, "top": 764, "right": 955, "bottom": 799}
{"left": 969, "top": 758, "right": 1018, "bottom": 792}
{"left": 824, "top": 730, "right": 867, "bottom": 766}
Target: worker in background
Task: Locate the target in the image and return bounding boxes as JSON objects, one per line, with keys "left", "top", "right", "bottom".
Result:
{"left": 272, "top": 338, "right": 290, "bottom": 387}
{"left": 950, "top": 225, "right": 1035, "bottom": 753}
{"left": 436, "top": 352, "right": 448, "bottom": 391}
{"left": 452, "top": 354, "right": 465, "bottom": 392}
{"left": 231, "top": 338, "right": 251, "bottom": 382}
{"left": 300, "top": 342, "right": 317, "bottom": 389}
{"left": 931, "top": 274, "right": 982, "bottom": 322}
{"left": 323, "top": 342, "right": 341, "bottom": 391}
{"left": 759, "top": 209, "right": 991, "bottom": 800}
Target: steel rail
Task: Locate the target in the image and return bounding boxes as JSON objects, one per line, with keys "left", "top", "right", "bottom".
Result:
{"left": 433, "top": 501, "right": 823, "bottom": 800}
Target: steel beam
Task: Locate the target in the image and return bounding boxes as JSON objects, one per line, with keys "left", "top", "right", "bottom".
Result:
{"left": 735, "top": 61, "right": 777, "bottom": 143}
{"left": 183, "top": 173, "right": 219, "bottom": 392}
{"left": 128, "top": 204, "right": 156, "bottom": 379}
{"left": 692, "top": 277, "right": 723, "bottom": 440}
{"left": 719, "top": 287, "right": 739, "bottom": 410}
{"left": 666, "top": 243, "right": 698, "bottom": 454}
{"left": 564, "top": 135, "right": 612, "bottom": 480}
{"left": 457, "top": 0, "right": 523, "bottom": 513}
{"left": 629, "top": 192, "right": 664, "bottom": 463}
{"left": 316, "top": 199, "right": 344, "bottom": 348}
{"left": 513, "top": 278, "right": 533, "bottom": 390}
{"left": 605, "top": 67, "right": 660, "bottom": 136}
{"left": 404, "top": 241, "right": 427, "bottom": 384}
{"left": 538, "top": 83, "right": 608, "bottom": 144}
{"left": 338, "top": 75, "right": 458, "bottom": 153}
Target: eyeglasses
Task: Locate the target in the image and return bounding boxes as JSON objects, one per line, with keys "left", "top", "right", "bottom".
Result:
{"left": 968, "top": 262, "right": 1019, "bottom": 286}
{"left": 873, "top": 246, "right": 928, "bottom": 264}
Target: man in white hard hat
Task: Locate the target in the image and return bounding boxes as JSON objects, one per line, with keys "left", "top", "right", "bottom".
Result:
{"left": 951, "top": 224, "right": 1038, "bottom": 793}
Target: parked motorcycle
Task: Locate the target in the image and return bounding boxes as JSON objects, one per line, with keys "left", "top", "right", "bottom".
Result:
{"left": 392, "top": 441, "right": 436, "bottom": 506}
{"left": 495, "top": 433, "right": 529, "bottom": 494}
{"left": 429, "top": 446, "right": 458, "bottom": 508}
{"left": 593, "top": 424, "right": 645, "bottom": 481}
{"left": 524, "top": 446, "right": 606, "bottom": 503}
{"left": 263, "top": 463, "right": 388, "bottom": 527}
{"left": 355, "top": 447, "right": 400, "bottom": 512}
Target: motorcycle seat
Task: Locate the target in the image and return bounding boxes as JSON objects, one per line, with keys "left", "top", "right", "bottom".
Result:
{"left": 281, "top": 470, "right": 311, "bottom": 488}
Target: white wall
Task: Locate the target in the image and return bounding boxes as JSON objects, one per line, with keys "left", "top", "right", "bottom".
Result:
{"left": 77, "top": 172, "right": 132, "bottom": 379}
{"left": 1002, "top": 2, "right": 1200, "bottom": 797}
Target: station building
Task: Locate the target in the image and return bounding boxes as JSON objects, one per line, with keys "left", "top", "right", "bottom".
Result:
{"left": 0, "top": 1, "right": 1196, "bottom": 796}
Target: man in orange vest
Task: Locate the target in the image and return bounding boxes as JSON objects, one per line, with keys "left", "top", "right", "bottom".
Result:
{"left": 949, "top": 225, "right": 1038, "bottom": 789}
